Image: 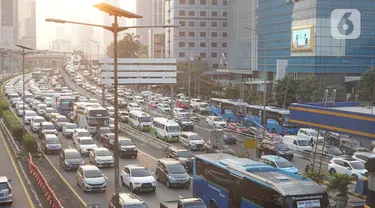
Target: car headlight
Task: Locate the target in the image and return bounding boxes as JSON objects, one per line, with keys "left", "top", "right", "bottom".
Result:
{"left": 168, "top": 176, "right": 176, "bottom": 181}
{"left": 64, "top": 160, "right": 70, "bottom": 165}
{"left": 134, "top": 182, "right": 141, "bottom": 185}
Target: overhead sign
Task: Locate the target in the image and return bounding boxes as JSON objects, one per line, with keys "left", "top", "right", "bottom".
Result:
{"left": 100, "top": 58, "right": 177, "bottom": 85}
{"left": 244, "top": 139, "right": 257, "bottom": 150}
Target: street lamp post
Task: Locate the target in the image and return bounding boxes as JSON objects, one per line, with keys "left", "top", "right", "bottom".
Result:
{"left": 15, "top": 45, "right": 33, "bottom": 135}
{"left": 243, "top": 27, "right": 267, "bottom": 140}
{"left": 46, "top": 3, "right": 178, "bottom": 207}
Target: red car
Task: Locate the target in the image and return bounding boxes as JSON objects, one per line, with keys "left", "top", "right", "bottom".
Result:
{"left": 148, "top": 101, "right": 158, "bottom": 109}
{"left": 226, "top": 123, "right": 249, "bottom": 134}
{"left": 176, "top": 99, "right": 189, "bottom": 109}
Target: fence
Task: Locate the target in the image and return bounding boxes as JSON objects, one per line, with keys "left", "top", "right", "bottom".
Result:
{"left": 27, "top": 153, "right": 63, "bottom": 208}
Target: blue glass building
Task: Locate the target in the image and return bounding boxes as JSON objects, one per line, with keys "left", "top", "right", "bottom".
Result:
{"left": 257, "top": 0, "right": 375, "bottom": 84}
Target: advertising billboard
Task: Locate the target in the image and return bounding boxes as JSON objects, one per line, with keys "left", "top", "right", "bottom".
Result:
{"left": 291, "top": 25, "right": 314, "bottom": 52}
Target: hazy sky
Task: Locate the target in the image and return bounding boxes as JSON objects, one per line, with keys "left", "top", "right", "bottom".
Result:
{"left": 36, "top": 0, "right": 136, "bottom": 49}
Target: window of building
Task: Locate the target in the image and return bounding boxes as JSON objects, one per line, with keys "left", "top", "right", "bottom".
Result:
{"left": 200, "top": 42, "right": 206, "bottom": 47}
{"left": 212, "top": 11, "right": 218, "bottom": 16}
{"left": 212, "top": 64, "right": 218, "bottom": 69}
{"left": 189, "top": 42, "right": 195, "bottom": 47}
{"left": 211, "top": 22, "right": 218, "bottom": 27}
{"left": 189, "top": 32, "right": 195, "bottom": 37}
{"left": 179, "top": 32, "right": 185, "bottom": 37}
{"left": 200, "top": 32, "right": 206, "bottom": 37}
{"left": 179, "top": 42, "right": 185, "bottom": 47}
{"left": 189, "top": 11, "right": 195, "bottom": 16}
{"left": 200, "top": 52, "right": 206, "bottom": 58}
{"left": 222, "top": 42, "right": 227, "bottom": 47}
{"left": 223, "top": 0, "right": 228, "bottom": 5}
{"left": 200, "top": 11, "right": 206, "bottom": 16}
{"left": 211, "top": 32, "right": 218, "bottom": 37}
{"left": 212, "top": 0, "right": 217, "bottom": 5}
{"left": 189, "top": 21, "right": 195, "bottom": 27}
{"left": 179, "top": 10, "right": 186, "bottom": 16}
{"left": 211, "top": 52, "right": 218, "bottom": 58}
{"left": 179, "top": 21, "right": 186, "bottom": 26}
{"left": 200, "top": 0, "right": 206, "bottom": 5}
{"left": 223, "top": 12, "right": 227, "bottom": 17}
{"left": 189, "top": 0, "right": 195, "bottom": 4}
{"left": 179, "top": 52, "right": 185, "bottom": 57}
{"left": 223, "top": 32, "right": 227, "bottom": 37}
{"left": 222, "top": 22, "right": 227, "bottom": 27}
{"left": 179, "top": 0, "right": 186, "bottom": 4}
{"left": 211, "top": 42, "right": 217, "bottom": 47}
{"left": 200, "top": 21, "right": 206, "bottom": 27}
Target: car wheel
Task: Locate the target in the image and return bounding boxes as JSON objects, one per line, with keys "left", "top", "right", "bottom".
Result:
{"left": 120, "top": 176, "right": 125, "bottom": 186}
{"left": 166, "top": 180, "right": 171, "bottom": 188}
{"left": 129, "top": 183, "right": 134, "bottom": 193}
{"left": 329, "top": 169, "right": 336, "bottom": 175}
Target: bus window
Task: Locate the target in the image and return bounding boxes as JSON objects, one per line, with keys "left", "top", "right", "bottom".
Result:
{"left": 236, "top": 106, "right": 246, "bottom": 116}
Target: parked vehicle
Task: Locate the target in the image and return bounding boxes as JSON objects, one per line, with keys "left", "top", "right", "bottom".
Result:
{"left": 258, "top": 140, "right": 294, "bottom": 161}
{"left": 339, "top": 138, "right": 367, "bottom": 155}
{"left": 352, "top": 152, "right": 375, "bottom": 164}
{"left": 282, "top": 135, "right": 312, "bottom": 152}
{"left": 259, "top": 155, "right": 298, "bottom": 174}
{"left": 160, "top": 198, "right": 206, "bottom": 208}
{"left": 328, "top": 157, "right": 367, "bottom": 180}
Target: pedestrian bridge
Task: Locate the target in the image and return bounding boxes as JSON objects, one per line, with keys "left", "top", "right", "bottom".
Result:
{"left": 25, "top": 53, "right": 69, "bottom": 69}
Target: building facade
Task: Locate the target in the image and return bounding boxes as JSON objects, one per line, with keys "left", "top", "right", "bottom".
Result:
{"left": 1, "top": 0, "right": 17, "bottom": 45}
{"left": 136, "top": 0, "right": 153, "bottom": 45}
{"left": 149, "top": 28, "right": 165, "bottom": 58}
{"left": 51, "top": 39, "right": 72, "bottom": 53}
{"left": 18, "top": 0, "right": 36, "bottom": 49}
{"left": 165, "top": 0, "right": 229, "bottom": 69}
{"left": 257, "top": 0, "right": 375, "bottom": 84}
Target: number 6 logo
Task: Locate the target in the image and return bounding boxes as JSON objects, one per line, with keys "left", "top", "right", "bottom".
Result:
{"left": 331, "top": 9, "right": 361, "bottom": 39}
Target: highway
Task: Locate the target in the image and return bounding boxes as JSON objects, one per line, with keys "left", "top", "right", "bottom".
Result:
{"left": 0, "top": 122, "right": 36, "bottom": 208}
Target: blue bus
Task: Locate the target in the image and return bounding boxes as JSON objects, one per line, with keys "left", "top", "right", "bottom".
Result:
{"left": 208, "top": 98, "right": 247, "bottom": 123}
{"left": 193, "top": 153, "right": 329, "bottom": 208}
{"left": 53, "top": 95, "right": 75, "bottom": 117}
{"left": 244, "top": 105, "right": 299, "bottom": 135}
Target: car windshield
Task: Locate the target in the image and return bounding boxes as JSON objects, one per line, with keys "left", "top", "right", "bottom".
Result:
{"left": 26, "top": 112, "right": 37, "bottom": 116}
{"left": 67, "top": 124, "right": 77, "bottom": 129}
{"left": 190, "top": 135, "right": 203, "bottom": 140}
{"left": 100, "top": 128, "right": 111, "bottom": 133}
{"left": 57, "top": 117, "right": 68, "bottom": 122}
{"left": 96, "top": 150, "right": 112, "bottom": 156}
{"left": 66, "top": 152, "right": 81, "bottom": 159}
{"left": 177, "top": 151, "right": 194, "bottom": 157}
{"left": 139, "top": 117, "right": 151, "bottom": 122}
{"left": 80, "top": 139, "right": 95, "bottom": 145}
{"left": 297, "top": 140, "right": 310, "bottom": 146}
{"left": 274, "top": 142, "right": 290, "bottom": 151}
{"left": 0, "top": 182, "right": 9, "bottom": 190}
{"left": 43, "top": 125, "right": 55, "bottom": 130}
{"left": 167, "top": 164, "right": 186, "bottom": 174}
{"left": 89, "top": 118, "right": 108, "bottom": 126}
{"left": 350, "top": 161, "right": 365, "bottom": 170}
{"left": 46, "top": 109, "right": 57, "bottom": 113}
{"left": 352, "top": 141, "right": 363, "bottom": 147}
{"left": 38, "top": 105, "right": 47, "bottom": 110}
{"left": 84, "top": 170, "right": 102, "bottom": 178}
{"left": 78, "top": 132, "right": 91, "bottom": 137}
{"left": 47, "top": 137, "right": 60, "bottom": 144}
{"left": 119, "top": 140, "right": 133, "bottom": 146}
{"left": 109, "top": 119, "right": 114, "bottom": 125}
{"left": 35, "top": 119, "right": 44, "bottom": 123}
{"left": 127, "top": 204, "right": 148, "bottom": 208}
{"left": 131, "top": 168, "right": 151, "bottom": 177}
{"left": 167, "top": 125, "right": 180, "bottom": 132}
{"left": 275, "top": 160, "right": 293, "bottom": 168}
{"left": 310, "top": 131, "right": 317, "bottom": 137}
{"left": 213, "top": 117, "right": 223, "bottom": 121}
{"left": 327, "top": 147, "right": 343, "bottom": 155}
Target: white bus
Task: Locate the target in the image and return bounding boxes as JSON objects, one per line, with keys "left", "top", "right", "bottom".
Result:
{"left": 151, "top": 117, "right": 181, "bottom": 142}
{"left": 75, "top": 106, "right": 110, "bottom": 133}
{"left": 128, "top": 110, "right": 152, "bottom": 131}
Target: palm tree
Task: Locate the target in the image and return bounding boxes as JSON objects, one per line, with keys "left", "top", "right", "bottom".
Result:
{"left": 106, "top": 33, "right": 141, "bottom": 58}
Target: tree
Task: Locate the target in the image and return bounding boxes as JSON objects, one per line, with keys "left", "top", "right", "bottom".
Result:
{"left": 139, "top": 44, "right": 149, "bottom": 58}
{"left": 106, "top": 33, "right": 141, "bottom": 58}
{"left": 359, "top": 68, "right": 375, "bottom": 101}
{"left": 296, "top": 74, "right": 323, "bottom": 103}
{"left": 273, "top": 75, "right": 299, "bottom": 107}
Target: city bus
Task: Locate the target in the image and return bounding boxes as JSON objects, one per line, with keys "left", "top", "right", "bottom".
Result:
{"left": 75, "top": 106, "right": 110, "bottom": 133}
{"left": 193, "top": 153, "right": 329, "bottom": 208}
{"left": 52, "top": 95, "right": 76, "bottom": 117}
{"left": 245, "top": 105, "right": 299, "bottom": 135}
{"left": 128, "top": 110, "right": 152, "bottom": 131}
{"left": 151, "top": 117, "right": 181, "bottom": 142}
{"left": 208, "top": 98, "right": 247, "bottom": 122}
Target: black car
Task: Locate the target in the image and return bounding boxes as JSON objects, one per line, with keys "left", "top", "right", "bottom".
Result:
{"left": 59, "top": 149, "right": 84, "bottom": 171}
{"left": 339, "top": 138, "right": 367, "bottom": 156}
{"left": 165, "top": 147, "right": 194, "bottom": 172}
{"left": 118, "top": 137, "right": 138, "bottom": 158}
{"left": 223, "top": 133, "right": 237, "bottom": 145}
{"left": 258, "top": 140, "right": 294, "bottom": 161}
{"left": 174, "top": 117, "right": 194, "bottom": 131}
{"left": 155, "top": 158, "right": 190, "bottom": 188}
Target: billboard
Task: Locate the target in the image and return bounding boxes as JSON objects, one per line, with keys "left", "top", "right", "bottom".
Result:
{"left": 291, "top": 25, "right": 314, "bottom": 52}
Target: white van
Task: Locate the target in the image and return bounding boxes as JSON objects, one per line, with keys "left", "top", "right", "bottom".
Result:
{"left": 151, "top": 117, "right": 181, "bottom": 142}
{"left": 283, "top": 135, "right": 312, "bottom": 152}
{"left": 297, "top": 128, "right": 324, "bottom": 143}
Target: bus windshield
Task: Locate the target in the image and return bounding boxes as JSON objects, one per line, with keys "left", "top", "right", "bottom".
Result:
{"left": 166, "top": 125, "right": 180, "bottom": 132}
{"left": 89, "top": 118, "right": 108, "bottom": 126}
{"left": 139, "top": 117, "right": 151, "bottom": 122}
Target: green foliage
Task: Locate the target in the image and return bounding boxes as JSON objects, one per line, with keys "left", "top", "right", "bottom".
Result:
{"left": 139, "top": 44, "right": 149, "bottom": 58}
{"left": 326, "top": 173, "right": 352, "bottom": 196}
{"left": 0, "top": 94, "right": 9, "bottom": 112}
{"left": 107, "top": 33, "right": 141, "bottom": 58}
{"left": 22, "top": 135, "right": 38, "bottom": 153}
{"left": 2, "top": 110, "right": 24, "bottom": 138}
{"left": 359, "top": 68, "right": 375, "bottom": 101}
{"left": 274, "top": 75, "right": 300, "bottom": 107}
{"left": 303, "top": 169, "right": 326, "bottom": 184}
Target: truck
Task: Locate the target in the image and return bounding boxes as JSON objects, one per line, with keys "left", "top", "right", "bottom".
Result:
{"left": 160, "top": 198, "right": 206, "bottom": 208}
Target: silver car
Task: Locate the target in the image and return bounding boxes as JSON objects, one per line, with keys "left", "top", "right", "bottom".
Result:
{"left": 76, "top": 165, "right": 106, "bottom": 192}
{"left": 89, "top": 147, "right": 114, "bottom": 168}
{"left": 0, "top": 177, "right": 12, "bottom": 205}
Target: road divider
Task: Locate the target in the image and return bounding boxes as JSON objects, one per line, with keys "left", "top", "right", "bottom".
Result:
{"left": 27, "top": 153, "right": 63, "bottom": 208}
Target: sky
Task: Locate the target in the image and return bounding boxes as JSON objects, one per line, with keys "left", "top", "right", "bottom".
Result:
{"left": 36, "top": 0, "right": 136, "bottom": 49}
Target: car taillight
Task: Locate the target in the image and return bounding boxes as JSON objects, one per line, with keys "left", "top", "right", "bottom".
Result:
{"left": 8, "top": 187, "right": 11, "bottom": 194}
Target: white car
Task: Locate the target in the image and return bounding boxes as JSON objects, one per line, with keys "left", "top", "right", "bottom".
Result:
{"left": 190, "top": 98, "right": 203, "bottom": 108}
{"left": 328, "top": 157, "right": 367, "bottom": 180}
{"left": 173, "top": 108, "right": 189, "bottom": 117}
{"left": 16, "top": 105, "right": 30, "bottom": 116}
{"left": 89, "top": 147, "right": 114, "bottom": 168}
{"left": 24, "top": 110, "right": 37, "bottom": 124}
{"left": 75, "top": 137, "right": 98, "bottom": 156}
{"left": 73, "top": 129, "right": 92, "bottom": 144}
{"left": 76, "top": 165, "right": 106, "bottom": 192}
{"left": 179, "top": 132, "right": 205, "bottom": 150}
{"left": 133, "top": 96, "right": 145, "bottom": 105}
{"left": 106, "top": 107, "right": 115, "bottom": 117}
{"left": 36, "top": 104, "right": 48, "bottom": 116}
{"left": 206, "top": 116, "right": 227, "bottom": 128}
{"left": 120, "top": 164, "right": 156, "bottom": 193}
{"left": 62, "top": 123, "right": 78, "bottom": 138}
{"left": 157, "top": 103, "right": 171, "bottom": 114}
{"left": 108, "top": 118, "right": 120, "bottom": 132}
{"left": 128, "top": 103, "right": 141, "bottom": 111}
{"left": 352, "top": 152, "right": 375, "bottom": 164}
{"left": 297, "top": 128, "right": 324, "bottom": 143}
{"left": 30, "top": 116, "right": 46, "bottom": 132}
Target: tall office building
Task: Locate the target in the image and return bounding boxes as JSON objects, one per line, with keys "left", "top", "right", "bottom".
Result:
{"left": 55, "top": 25, "right": 65, "bottom": 40}
{"left": 136, "top": 0, "right": 153, "bottom": 44}
{"left": 1, "top": 0, "right": 17, "bottom": 45}
{"left": 165, "top": 0, "right": 229, "bottom": 69}
{"left": 51, "top": 39, "right": 72, "bottom": 52}
{"left": 18, "top": 0, "right": 36, "bottom": 49}
{"left": 148, "top": 0, "right": 166, "bottom": 58}
{"left": 79, "top": 19, "right": 94, "bottom": 59}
